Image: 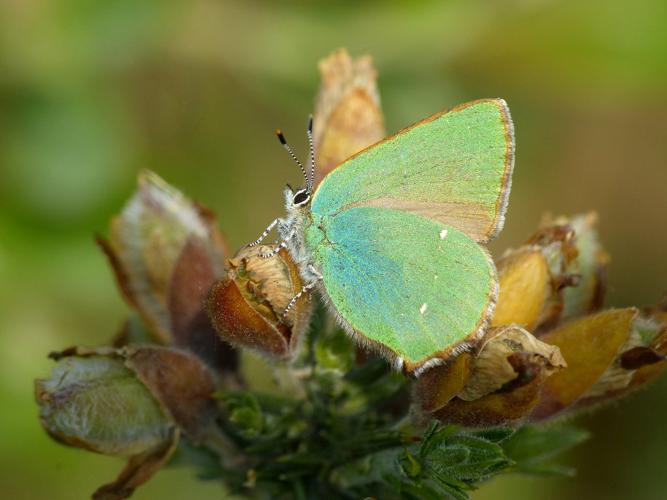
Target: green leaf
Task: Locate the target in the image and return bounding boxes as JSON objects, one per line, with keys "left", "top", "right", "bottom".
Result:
{"left": 420, "top": 423, "right": 458, "bottom": 458}
{"left": 399, "top": 449, "right": 423, "bottom": 478}
{"left": 472, "top": 427, "right": 516, "bottom": 443}
{"left": 501, "top": 425, "right": 589, "bottom": 475}
{"left": 221, "top": 392, "right": 264, "bottom": 438}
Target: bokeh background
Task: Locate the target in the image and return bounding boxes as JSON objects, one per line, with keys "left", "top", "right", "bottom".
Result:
{"left": 1, "top": 0, "right": 666, "bottom": 498}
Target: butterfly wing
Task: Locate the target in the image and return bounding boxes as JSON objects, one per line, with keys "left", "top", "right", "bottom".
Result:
{"left": 307, "top": 206, "right": 496, "bottom": 373}
{"left": 311, "top": 99, "right": 514, "bottom": 244}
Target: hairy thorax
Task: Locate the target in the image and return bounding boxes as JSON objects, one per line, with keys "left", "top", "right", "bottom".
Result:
{"left": 281, "top": 188, "right": 325, "bottom": 284}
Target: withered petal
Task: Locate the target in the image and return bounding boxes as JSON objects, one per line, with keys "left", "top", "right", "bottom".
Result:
{"left": 412, "top": 352, "right": 474, "bottom": 413}
{"left": 208, "top": 276, "right": 291, "bottom": 358}
{"left": 168, "top": 236, "right": 238, "bottom": 375}
{"left": 619, "top": 346, "right": 666, "bottom": 370}
{"left": 103, "top": 170, "right": 228, "bottom": 344}
{"left": 531, "top": 308, "right": 638, "bottom": 420}
{"left": 434, "top": 370, "right": 550, "bottom": 428}
{"left": 493, "top": 250, "right": 552, "bottom": 330}
{"left": 123, "top": 346, "right": 218, "bottom": 443}
{"left": 548, "top": 213, "right": 610, "bottom": 320}
{"left": 458, "top": 326, "right": 566, "bottom": 402}
{"left": 570, "top": 312, "right": 667, "bottom": 410}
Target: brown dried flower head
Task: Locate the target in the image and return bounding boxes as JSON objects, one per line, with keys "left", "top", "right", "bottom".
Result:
{"left": 208, "top": 246, "right": 313, "bottom": 359}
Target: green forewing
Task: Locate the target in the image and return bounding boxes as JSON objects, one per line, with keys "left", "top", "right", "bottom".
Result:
{"left": 311, "top": 99, "right": 514, "bottom": 243}
{"left": 307, "top": 207, "right": 496, "bottom": 368}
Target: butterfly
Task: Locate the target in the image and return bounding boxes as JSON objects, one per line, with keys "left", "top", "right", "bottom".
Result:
{"left": 249, "top": 99, "right": 515, "bottom": 376}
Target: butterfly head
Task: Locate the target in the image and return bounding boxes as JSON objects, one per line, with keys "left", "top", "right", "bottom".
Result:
{"left": 283, "top": 184, "right": 312, "bottom": 211}
{"left": 276, "top": 115, "right": 315, "bottom": 209}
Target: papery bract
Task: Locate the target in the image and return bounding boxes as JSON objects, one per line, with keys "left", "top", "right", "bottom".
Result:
{"left": 98, "top": 170, "right": 236, "bottom": 374}
{"left": 313, "top": 48, "right": 385, "bottom": 186}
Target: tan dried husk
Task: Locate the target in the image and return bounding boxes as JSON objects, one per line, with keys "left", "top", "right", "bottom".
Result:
{"left": 101, "top": 171, "right": 227, "bottom": 341}
{"left": 98, "top": 170, "right": 236, "bottom": 375}
{"left": 428, "top": 326, "right": 566, "bottom": 427}
{"left": 208, "top": 246, "right": 312, "bottom": 359}
{"left": 493, "top": 221, "right": 582, "bottom": 332}
{"left": 313, "top": 48, "right": 385, "bottom": 186}
{"left": 458, "top": 326, "right": 566, "bottom": 402}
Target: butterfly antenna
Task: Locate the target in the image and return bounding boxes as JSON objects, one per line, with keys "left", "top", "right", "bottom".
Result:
{"left": 307, "top": 115, "right": 315, "bottom": 191}
{"left": 276, "top": 129, "right": 308, "bottom": 185}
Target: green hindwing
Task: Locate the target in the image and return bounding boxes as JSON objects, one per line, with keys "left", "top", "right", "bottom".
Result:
{"left": 305, "top": 99, "right": 514, "bottom": 372}
{"left": 311, "top": 99, "right": 514, "bottom": 244}
{"left": 307, "top": 207, "right": 497, "bottom": 373}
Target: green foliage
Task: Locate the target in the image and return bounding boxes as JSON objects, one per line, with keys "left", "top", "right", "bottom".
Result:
{"left": 195, "top": 314, "right": 588, "bottom": 499}
{"left": 501, "top": 425, "right": 590, "bottom": 476}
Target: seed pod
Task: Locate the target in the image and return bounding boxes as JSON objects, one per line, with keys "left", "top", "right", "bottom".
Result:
{"left": 208, "top": 245, "right": 313, "bottom": 359}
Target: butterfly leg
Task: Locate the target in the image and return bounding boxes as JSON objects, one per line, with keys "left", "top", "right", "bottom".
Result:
{"left": 260, "top": 229, "right": 296, "bottom": 258}
{"left": 247, "top": 218, "right": 280, "bottom": 247}
{"left": 283, "top": 267, "right": 322, "bottom": 316}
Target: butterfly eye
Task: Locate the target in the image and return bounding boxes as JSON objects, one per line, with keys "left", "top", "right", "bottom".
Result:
{"left": 293, "top": 189, "right": 311, "bottom": 206}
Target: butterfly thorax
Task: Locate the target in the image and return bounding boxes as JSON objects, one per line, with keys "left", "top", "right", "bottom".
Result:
{"left": 281, "top": 187, "right": 322, "bottom": 284}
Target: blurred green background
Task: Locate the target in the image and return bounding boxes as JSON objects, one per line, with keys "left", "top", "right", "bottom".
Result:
{"left": 1, "top": 0, "right": 666, "bottom": 498}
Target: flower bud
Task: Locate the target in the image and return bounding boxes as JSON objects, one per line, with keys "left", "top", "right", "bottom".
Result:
{"left": 36, "top": 354, "right": 173, "bottom": 456}
{"left": 35, "top": 345, "right": 219, "bottom": 499}
{"left": 207, "top": 245, "right": 313, "bottom": 359}
{"left": 313, "top": 49, "right": 385, "bottom": 186}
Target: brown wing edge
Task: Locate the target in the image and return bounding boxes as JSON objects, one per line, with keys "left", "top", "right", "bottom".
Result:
{"left": 316, "top": 246, "right": 499, "bottom": 378}
{"left": 312, "top": 98, "right": 516, "bottom": 244}
{"left": 484, "top": 99, "right": 515, "bottom": 243}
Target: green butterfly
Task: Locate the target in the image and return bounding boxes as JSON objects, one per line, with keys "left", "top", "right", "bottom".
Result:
{"left": 250, "top": 99, "right": 515, "bottom": 375}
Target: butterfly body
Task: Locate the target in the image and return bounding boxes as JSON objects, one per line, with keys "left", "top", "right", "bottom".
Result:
{"left": 258, "top": 99, "right": 515, "bottom": 375}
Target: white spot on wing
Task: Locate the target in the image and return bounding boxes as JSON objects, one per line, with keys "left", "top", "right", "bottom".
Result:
{"left": 419, "top": 303, "right": 428, "bottom": 315}
{"left": 439, "top": 229, "right": 448, "bottom": 240}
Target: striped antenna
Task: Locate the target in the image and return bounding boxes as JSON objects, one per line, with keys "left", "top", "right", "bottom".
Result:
{"left": 276, "top": 129, "right": 308, "bottom": 187}
{"left": 307, "top": 115, "right": 315, "bottom": 190}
